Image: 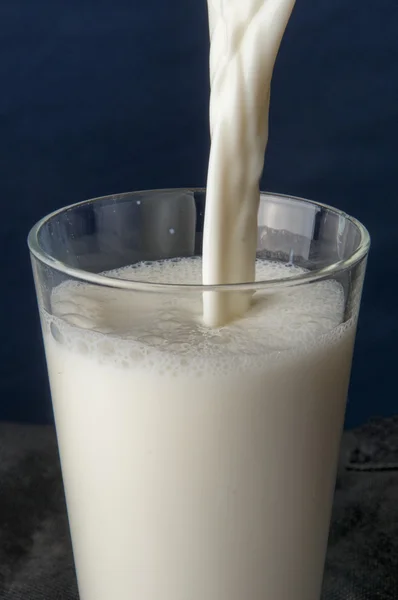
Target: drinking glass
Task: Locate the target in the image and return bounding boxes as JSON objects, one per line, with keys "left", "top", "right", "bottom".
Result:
{"left": 28, "top": 190, "right": 370, "bottom": 600}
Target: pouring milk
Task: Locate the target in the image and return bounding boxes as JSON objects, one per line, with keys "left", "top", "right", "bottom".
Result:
{"left": 34, "top": 2, "right": 365, "bottom": 600}
{"left": 203, "top": 0, "right": 296, "bottom": 326}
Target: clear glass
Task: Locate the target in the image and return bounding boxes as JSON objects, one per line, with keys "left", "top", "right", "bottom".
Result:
{"left": 28, "top": 189, "right": 369, "bottom": 600}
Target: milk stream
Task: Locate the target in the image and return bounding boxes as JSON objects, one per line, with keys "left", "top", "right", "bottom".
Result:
{"left": 42, "top": 258, "right": 357, "bottom": 600}
{"left": 203, "top": 0, "right": 296, "bottom": 326}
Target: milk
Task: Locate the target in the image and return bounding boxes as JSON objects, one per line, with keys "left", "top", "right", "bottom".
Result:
{"left": 203, "top": 0, "right": 296, "bottom": 326}
{"left": 42, "top": 258, "right": 356, "bottom": 600}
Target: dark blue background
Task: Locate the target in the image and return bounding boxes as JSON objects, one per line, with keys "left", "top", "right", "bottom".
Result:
{"left": 1, "top": 0, "right": 397, "bottom": 426}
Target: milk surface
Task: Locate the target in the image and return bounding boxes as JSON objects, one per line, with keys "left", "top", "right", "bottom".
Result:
{"left": 203, "top": 0, "right": 296, "bottom": 325}
{"left": 42, "top": 258, "right": 356, "bottom": 600}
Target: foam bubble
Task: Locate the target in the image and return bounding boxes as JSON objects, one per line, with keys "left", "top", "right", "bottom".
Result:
{"left": 43, "top": 257, "right": 354, "bottom": 376}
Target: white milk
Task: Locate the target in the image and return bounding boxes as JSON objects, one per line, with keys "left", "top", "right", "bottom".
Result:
{"left": 42, "top": 258, "right": 356, "bottom": 600}
{"left": 203, "top": 0, "right": 296, "bottom": 326}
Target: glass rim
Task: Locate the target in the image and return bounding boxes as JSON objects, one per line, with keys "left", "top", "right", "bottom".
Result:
{"left": 28, "top": 188, "right": 370, "bottom": 293}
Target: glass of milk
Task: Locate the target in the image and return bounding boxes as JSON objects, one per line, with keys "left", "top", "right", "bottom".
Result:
{"left": 28, "top": 189, "right": 369, "bottom": 600}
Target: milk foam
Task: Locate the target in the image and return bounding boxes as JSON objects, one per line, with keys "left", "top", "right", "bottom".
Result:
{"left": 46, "top": 257, "right": 351, "bottom": 377}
